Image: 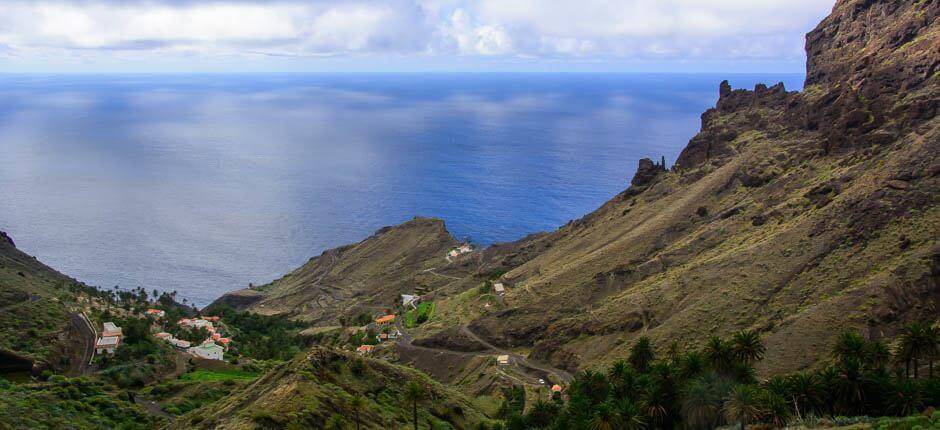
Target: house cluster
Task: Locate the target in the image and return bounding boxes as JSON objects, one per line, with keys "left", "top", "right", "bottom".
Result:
{"left": 151, "top": 316, "right": 230, "bottom": 361}
{"left": 95, "top": 321, "right": 123, "bottom": 355}
{"left": 446, "top": 243, "right": 473, "bottom": 260}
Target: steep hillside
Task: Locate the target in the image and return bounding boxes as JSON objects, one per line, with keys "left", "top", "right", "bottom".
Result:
{"left": 171, "top": 346, "right": 490, "bottom": 430}
{"left": 0, "top": 231, "right": 84, "bottom": 371}
{"left": 211, "top": 217, "right": 469, "bottom": 325}
{"left": 451, "top": 0, "right": 939, "bottom": 375}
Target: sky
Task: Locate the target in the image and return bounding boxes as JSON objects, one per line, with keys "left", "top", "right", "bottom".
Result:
{"left": 0, "top": 0, "right": 836, "bottom": 73}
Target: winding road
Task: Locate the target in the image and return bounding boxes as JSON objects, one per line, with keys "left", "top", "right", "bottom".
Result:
{"left": 68, "top": 312, "right": 96, "bottom": 376}
{"left": 394, "top": 319, "right": 573, "bottom": 387}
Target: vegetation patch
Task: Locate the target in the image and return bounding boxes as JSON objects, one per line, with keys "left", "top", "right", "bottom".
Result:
{"left": 405, "top": 302, "right": 435, "bottom": 328}
{"left": 179, "top": 368, "right": 258, "bottom": 382}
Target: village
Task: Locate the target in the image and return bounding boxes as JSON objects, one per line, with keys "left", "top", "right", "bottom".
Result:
{"left": 94, "top": 309, "right": 232, "bottom": 362}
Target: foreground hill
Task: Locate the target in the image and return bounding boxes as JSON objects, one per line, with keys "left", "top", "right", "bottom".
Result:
{"left": 171, "top": 346, "right": 489, "bottom": 430}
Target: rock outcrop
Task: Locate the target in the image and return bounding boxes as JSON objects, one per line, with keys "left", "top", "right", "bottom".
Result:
{"left": 630, "top": 157, "right": 667, "bottom": 187}
{"left": 0, "top": 231, "right": 13, "bottom": 247}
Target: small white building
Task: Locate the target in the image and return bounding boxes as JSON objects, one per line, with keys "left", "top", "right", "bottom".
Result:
{"left": 496, "top": 354, "right": 510, "bottom": 366}
{"left": 493, "top": 283, "right": 505, "bottom": 295}
{"left": 95, "top": 336, "right": 120, "bottom": 355}
{"left": 401, "top": 294, "right": 420, "bottom": 308}
{"left": 102, "top": 322, "right": 122, "bottom": 338}
{"left": 190, "top": 341, "right": 224, "bottom": 361}
{"left": 170, "top": 339, "right": 191, "bottom": 349}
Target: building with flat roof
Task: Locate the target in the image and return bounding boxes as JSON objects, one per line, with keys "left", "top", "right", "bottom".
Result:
{"left": 95, "top": 336, "right": 120, "bottom": 355}
{"left": 102, "top": 322, "right": 122, "bottom": 338}
{"left": 190, "top": 341, "right": 224, "bottom": 361}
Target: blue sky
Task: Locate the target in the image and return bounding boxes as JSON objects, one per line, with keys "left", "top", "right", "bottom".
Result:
{"left": 0, "top": 0, "right": 835, "bottom": 73}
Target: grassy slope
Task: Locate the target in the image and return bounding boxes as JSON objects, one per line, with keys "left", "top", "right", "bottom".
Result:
{"left": 213, "top": 217, "right": 467, "bottom": 325}
{"left": 0, "top": 233, "right": 77, "bottom": 364}
{"left": 173, "top": 346, "right": 491, "bottom": 430}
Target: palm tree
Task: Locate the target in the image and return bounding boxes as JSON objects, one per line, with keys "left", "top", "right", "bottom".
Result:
{"left": 897, "top": 323, "right": 927, "bottom": 379}
{"left": 349, "top": 395, "right": 365, "bottom": 430}
{"left": 787, "top": 372, "right": 822, "bottom": 419}
{"left": 588, "top": 402, "right": 623, "bottom": 430}
{"left": 723, "top": 385, "right": 764, "bottom": 430}
{"left": 731, "top": 330, "right": 765, "bottom": 365}
{"left": 325, "top": 414, "right": 346, "bottom": 430}
{"left": 865, "top": 340, "right": 891, "bottom": 373}
{"left": 832, "top": 331, "right": 866, "bottom": 366}
{"left": 680, "top": 374, "right": 724, "bottom": 429}
{"left": 616, "top": 399, "right": 647, "bottom": 430}
{"left": 405, "top": 381, "right": 425, "bottom": 430}
{"left": 608, "top": 360, "right": 639, "bottom": 400}
{"left": 758, "top": 390, "right": 789, "bottom": 428}
{"left": 924, "top": 325, "right": 939, "bottom": 378}
{"left": 629, "top": 337, "right": 655, "bottom": 373}
{"left": 680, "top": 351, "right": 706, "bottom": 380}
{"left": 704, "top": 336, "right": 734, "bottom": 375}
{"left": 576, "top": 370, "right": 609, "bottom": 405}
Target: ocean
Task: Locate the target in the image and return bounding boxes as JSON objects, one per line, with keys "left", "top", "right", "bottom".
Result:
{"left": 0, "top": 73, "right": 803, "bottom": 306}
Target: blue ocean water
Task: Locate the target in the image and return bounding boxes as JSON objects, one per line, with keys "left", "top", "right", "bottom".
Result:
{"left": 0, "top": 73, "right": 803, "bottom": 306}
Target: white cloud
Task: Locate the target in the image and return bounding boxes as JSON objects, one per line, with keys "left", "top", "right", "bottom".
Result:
{"left": 0, "top": 0, "right": 835, "bottom": 70}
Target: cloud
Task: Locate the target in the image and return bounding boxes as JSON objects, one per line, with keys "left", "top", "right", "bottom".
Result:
{"left": 0, "top": 0, "right": 835, "bottom": 70}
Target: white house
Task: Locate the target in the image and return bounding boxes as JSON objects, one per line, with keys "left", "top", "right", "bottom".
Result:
{"left": 493, "top": 283, "right": 505, "bottom": 295}
{"left": 190, "top": 341, "right": 224, "bottom": 361}
{"left": 401, "top": 294, "right": 420, "bottom": 308}
{"left": 496, "top": 355, "right": 510, "bottom": 366}
{"left": 95, "top": 336, "right": 120, "bottom": 355}
{"left": 102, "top": 322, "right": 122, "bottom": 338}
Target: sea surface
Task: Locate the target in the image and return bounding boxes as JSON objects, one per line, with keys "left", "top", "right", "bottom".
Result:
{"left": 0, "top": 73, "right": 803, "bottom": 306}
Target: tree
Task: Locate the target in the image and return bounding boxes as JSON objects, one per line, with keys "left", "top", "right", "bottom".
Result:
{"left": 616, "top": 399, "right": 647, "bottom": 430}
{"left": 704, "top": 336, "right": 734, "bottom": 375}
{"left": 787, "top": 372, "right": 822, "bottom": 419}
{"left": 325, "top": 414, "right": 345, "bottom": 430}
{"left": 866, "top": 340, "right": 891, "bottom": 373}
{"left": 924, "top": 325, "right": 939, "bottom": 379}
{"left": 526, "top": 400, "right": 558, "bottom": 428}
{"left": 723, "top": 385, "right": 763, "bottom": 430}
{"left": 629, "top": 337, "right": 655, "bottom": 373}
{"left": 349, "top": 395, "right": 365, "bottom": 430}
{"left": 680, "top": 373, "right": 725, "bottom": 429}
{"left": 897, "top": 324, "right": 927, "bottom": 379}
{"left": 405, "top": 381, "right": 425, "bottom": 430}
{"left": 588, "top": 402, "right": 622, "bottom": 430}
{"left": 574, "top": 370, "right": 609, "bottom": 405}
{"left": 730, "top": 330, "right": 765, "bottom": 366}
{"left": 833, "top": 331, "right": 867, "bottom": 367}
